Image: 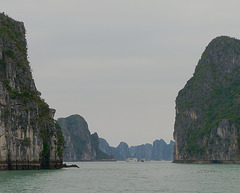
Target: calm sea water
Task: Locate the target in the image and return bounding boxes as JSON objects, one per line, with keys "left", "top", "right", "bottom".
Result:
{"left": 0, "top": 161, "right": 239, "bottom": 193}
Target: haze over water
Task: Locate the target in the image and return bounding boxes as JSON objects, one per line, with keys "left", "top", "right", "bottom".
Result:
{"left": 3, "top": 1, "right": 240, "bottom": 146}
{"left": 0, "top": 161, "right": 239, "bottom": 193}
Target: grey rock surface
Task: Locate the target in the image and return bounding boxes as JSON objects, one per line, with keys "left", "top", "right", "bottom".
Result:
{"left": 0, "top": 13, "right": 64, "bottom": 169}
{"left": 57, "top": 114, "right": 111, "bottom": 161}
{"left": 99, "top": 138, "right": 174, "bottom": 161}
{"left": 174, "top": 36, "right": 240, "bottom": 163}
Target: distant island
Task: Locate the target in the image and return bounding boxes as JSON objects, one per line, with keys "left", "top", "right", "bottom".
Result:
{"left": 57, "top": 114, "right": 113, "bottom": 161}
{"left": 58, "top": 114, "right": 174, "bottom": 162}
{"left": 174, "top": 36, "right": 240, "bottom": 163}
{"left": 99, "top": 138, "right": 174, "bottom": 161}
{"left": 0, "top": 13, "right": 64, "bottom": 169}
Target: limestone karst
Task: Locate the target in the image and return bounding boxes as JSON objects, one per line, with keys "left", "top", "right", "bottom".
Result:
{"left": 174, "top": 36, "right": 240, "bottom": 163}
{"left": 0, "top": 13, "right": 64, "bottom": 169}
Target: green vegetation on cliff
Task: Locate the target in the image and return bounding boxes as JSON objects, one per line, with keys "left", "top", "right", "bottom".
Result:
{"left": 0, "top": 13, "right": 64, "bottom": 169}
{"left": 174, "top": 36, "right": 240, "bottom": 162}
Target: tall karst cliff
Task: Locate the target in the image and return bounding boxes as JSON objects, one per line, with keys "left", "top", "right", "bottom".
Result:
{"left": 0, "top": 13, "right": 64, "bottom": 169}
{"left": 57, "top": 114, "right": 111, "bottom": 161}
{"left": 174, "top": 36, "right": 240, "bottom": 163}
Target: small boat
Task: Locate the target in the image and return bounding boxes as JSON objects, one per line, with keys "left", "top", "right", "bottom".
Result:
{"left": 126, "top": 158, "right": 138, "bottom": 162}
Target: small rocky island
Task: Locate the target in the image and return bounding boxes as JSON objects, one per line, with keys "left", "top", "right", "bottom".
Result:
{"left": 0, "top": 13, "right": 64, "bottom": 169}
{"left": 57, "top": 114, "right": 112, "bottom": 161}
{"left": 174, "top": 36, "right": 240, "bottom": 163}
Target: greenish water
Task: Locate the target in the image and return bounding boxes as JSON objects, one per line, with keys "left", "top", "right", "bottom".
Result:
{"left": 0, "top": 161, "right": 239, "bottom": 193}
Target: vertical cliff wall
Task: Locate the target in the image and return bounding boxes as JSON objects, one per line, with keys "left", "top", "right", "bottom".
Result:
{"left": 0, "top": 13, "right": 64, "bottom": 169}
{"left": 151, "top": 139, "right": 174, "bottom": 161}
{"left": 174, "top": 36, "right": 240, "bottom": 163}
{"left": 134, "top": 143, "right": 152, "bottom": 161}
{"left": 114, "top": 142, "right": 129, "bottom": 161}
{"left": 57, "top": 114, "right": 111, "bottom": 161}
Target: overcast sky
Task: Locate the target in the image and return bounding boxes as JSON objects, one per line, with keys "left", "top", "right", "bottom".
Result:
{"left": 1, "top": 0, "right": 240, "bottom": 146}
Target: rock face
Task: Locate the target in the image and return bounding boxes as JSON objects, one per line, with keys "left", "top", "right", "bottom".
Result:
{"left": 152, "top": 139, "right": 169, "bottom": 160}
{"left": 99, "top": 139, "right": 131, "bottom": 161}
{"left": 152, "top": 139, "right": 166, "bottom": 160}
{"left": 164, "top": 140, "right": 175, "bottom": 160}
{"left": 99, "top": 138, "right": 174, "bottom": 161}
{"left": 114, "top": 142, "right": 129, "bottom": 161}
{"left": 174, "top": 36, "right": 240, "bottom": 163}
{"left": 57, "top": 114, "right": 111, "bottom": 161}
{"left": 151, "top": 140, "right": 175, "bottom": 161}
{"left": 130, "top": 143, "right": 153, "bottom": 161}
{"left": 99, "top": 138, "right": 115, "bottom": 157}
{"left": 0, "top": 13, "right": 64, "bottom": 169}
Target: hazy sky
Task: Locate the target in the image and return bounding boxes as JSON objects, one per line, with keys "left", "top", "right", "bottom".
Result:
{"left": 1, "top": 0, "right": 240, "bottom": 146}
